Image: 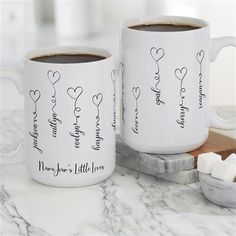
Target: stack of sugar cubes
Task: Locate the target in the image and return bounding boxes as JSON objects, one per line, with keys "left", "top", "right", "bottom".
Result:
{"left": 197, "top": 152, "right": 236, "bottom": 182}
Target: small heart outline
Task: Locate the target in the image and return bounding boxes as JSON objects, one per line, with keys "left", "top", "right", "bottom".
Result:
{"left": 29, "top": 90, "right": 41, "bottom": 103}
{"left": 132, "top": 87, "right": 141, "bottom": 100}
{"left": 175, "top": 67, "right": 188, "bottom": 81}
{"left": 47, "top": 70, "right": 61, "bottom": 85}
{"left": 67, "top": 86, "right": 83, "bottom": 100}
{"left": 92, "top": 93, "right": 103, "bottom": 107}
{"left": 150, "top": 47, "right": 165, "bottom": 62}
{"left": 196, "top": 50, "right": 204, "bottom": 64}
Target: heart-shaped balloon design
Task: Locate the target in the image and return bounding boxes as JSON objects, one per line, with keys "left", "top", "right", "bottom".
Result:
{"left": 196, "top": 50, "right": 204, "bottom": 64}
{"left": 132, "top": 87, "right": 141, "bottom": 100}
{"left": 111, "top": 70, "right": 116, "bottom": 84}
{"left": 74, "top": 107, "right": 81, "bottom": 118}
{"left": 150, "top": 47, "right": 165, "bottom": 62}
{"left": 29, "top": 90, "right": 41, "bottom": 103}
{"left": 67, "top": 86, "right": 83, "bottom": 100}
{"left": 47, "top": 70, "right": 61, "bottom": 85}
{"left": 175, "top": 67, "right": 188, "bottom": 81}
{"left": 92, "top": 93, "right": 103, "bottom": 107}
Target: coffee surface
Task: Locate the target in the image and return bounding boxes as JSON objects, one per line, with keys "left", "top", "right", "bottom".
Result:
{"left": 130, "top": 23, "right": 200, "bottom": 32}
{"left": 32, "top": 54, "right": 106, "bottom": 63}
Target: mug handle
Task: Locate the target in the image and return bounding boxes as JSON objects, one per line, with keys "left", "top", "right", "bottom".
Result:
{"left": 209, "top": 36, "right": 236, "bottom": 130}
{"left": 0, "top": 67, "right": 24, "bottom": 94}
{"left": 0, "top": 67, "right": 24, "bottom": 162}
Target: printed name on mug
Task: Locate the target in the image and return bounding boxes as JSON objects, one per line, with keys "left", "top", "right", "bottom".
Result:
{"left": 120, "top": 62, "right": 126, "bottom": 124}
{"left": 132, "top": 87, "right": 141, "bottom": 134}
{"left": 92, "top": 93, "right": 104, "bottom": 150}
{"left": 196, "top": 50, "right": 206, "bottom": 109}
{"left": 111, "top": 70, "right": 116, "bottom": 130}
{"left": 67, "top": 86, "right": 85, "bottom": 148}
{"left": 47, "top": 70, "right": 62, "bottom": 137}
{"left": 175, "top": 67, "right": 189, "bottom": 128}
{"left": 28, "top": 90, "right": 43, "bottom": 154}
{"left": 150, "top": 47, "right": 165, "bottom": 105}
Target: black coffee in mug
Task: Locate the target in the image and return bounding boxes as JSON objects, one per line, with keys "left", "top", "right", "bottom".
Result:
{"left": 32, "top": 54, "right": 106, "bottom": 63}
{"left": 129, "top": 23, "right": 200, "bottom": 32}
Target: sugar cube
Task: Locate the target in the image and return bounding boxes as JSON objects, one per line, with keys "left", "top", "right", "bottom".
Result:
{"left": 211, "top": 160, "right": 236, "bottom": 182}
{"left": 197, "top": 152, "right": 221, "bottom": 174}
{"left": 225, "top": 153, "right": 236, "bottom": 167}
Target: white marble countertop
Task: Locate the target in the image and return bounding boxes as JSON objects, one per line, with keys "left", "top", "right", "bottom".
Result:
{"left": 1, "top": 109, "right": 236, "bottom": 236}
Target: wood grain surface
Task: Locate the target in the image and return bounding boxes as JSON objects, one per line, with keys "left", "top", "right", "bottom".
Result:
{"left": 189, "top": 132, "right": 236, "bottom": 168}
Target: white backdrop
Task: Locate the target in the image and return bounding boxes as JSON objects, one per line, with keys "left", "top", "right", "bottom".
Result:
{"left": 0, "top": 0, "right": 235, "bottom": 111}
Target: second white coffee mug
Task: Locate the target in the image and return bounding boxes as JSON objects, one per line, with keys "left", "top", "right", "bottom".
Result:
{"left": 120, "top": 16, "right": 236, "bottom": 154}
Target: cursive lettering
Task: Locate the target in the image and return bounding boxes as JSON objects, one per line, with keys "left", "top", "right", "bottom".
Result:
{"left": 150, "top": 47, "right": 165, "bottom": 105}
{"left": 111, "top": 70, "right": 116, "bottom": 130}
{"left": 151, "top": 85, "right": 165, "bottom": 105}
{"left": 175, "top": 67, "right": 189, "bottom": 128}
{"left": 38, "top": 161, "right": 105, "bottom": 176}
{"left": 48, "top": 113, "right": 62, "bottom": 138}
{"left": 29, "top": 90, "right": 43, "bottom": 154}
{"left": 120, "top": 63, "right": 126, "bottom": 123}
{"left": 92, "top": 93, "right": 104, "bottom": 150}
{"left": 47, "top": 70, "right": 62, "bottom": 138}
{"left": 132, "top": 87, "right": 141, "bottom": 134}
{"left": 196, "top": 50, "right": 206, "bottom": 108}
{"left": 69, "top": 124, "right": 85, "bottom": 148}
{"left": 67, "top": 86, "right": 85, "bottom": 148}
{"left": 132, "top": 108, "right": 139, "bottom": 134}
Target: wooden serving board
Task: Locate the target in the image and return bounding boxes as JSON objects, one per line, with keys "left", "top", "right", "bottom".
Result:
{"left": 190, "top": 132, "right": 236, "bottom": 168}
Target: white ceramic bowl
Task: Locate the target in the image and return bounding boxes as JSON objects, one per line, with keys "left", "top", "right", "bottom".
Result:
{"left": 199, "top": 173, "right": 236, "bottom": 208}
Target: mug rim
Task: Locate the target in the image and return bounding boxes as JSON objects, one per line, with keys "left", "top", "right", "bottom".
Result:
{"left": 24, "top": 46, "right": 113, "bottom": 65}
{"left": 121, "top": 15, "right": 209, "bottom": 33}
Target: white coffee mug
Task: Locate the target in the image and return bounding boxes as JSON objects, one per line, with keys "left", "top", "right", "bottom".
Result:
{"left": 120, "top": 16, "right": 236, "bottom": 154}
{"left": 1, "top": 46, "right": 116, "bottom": 187}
